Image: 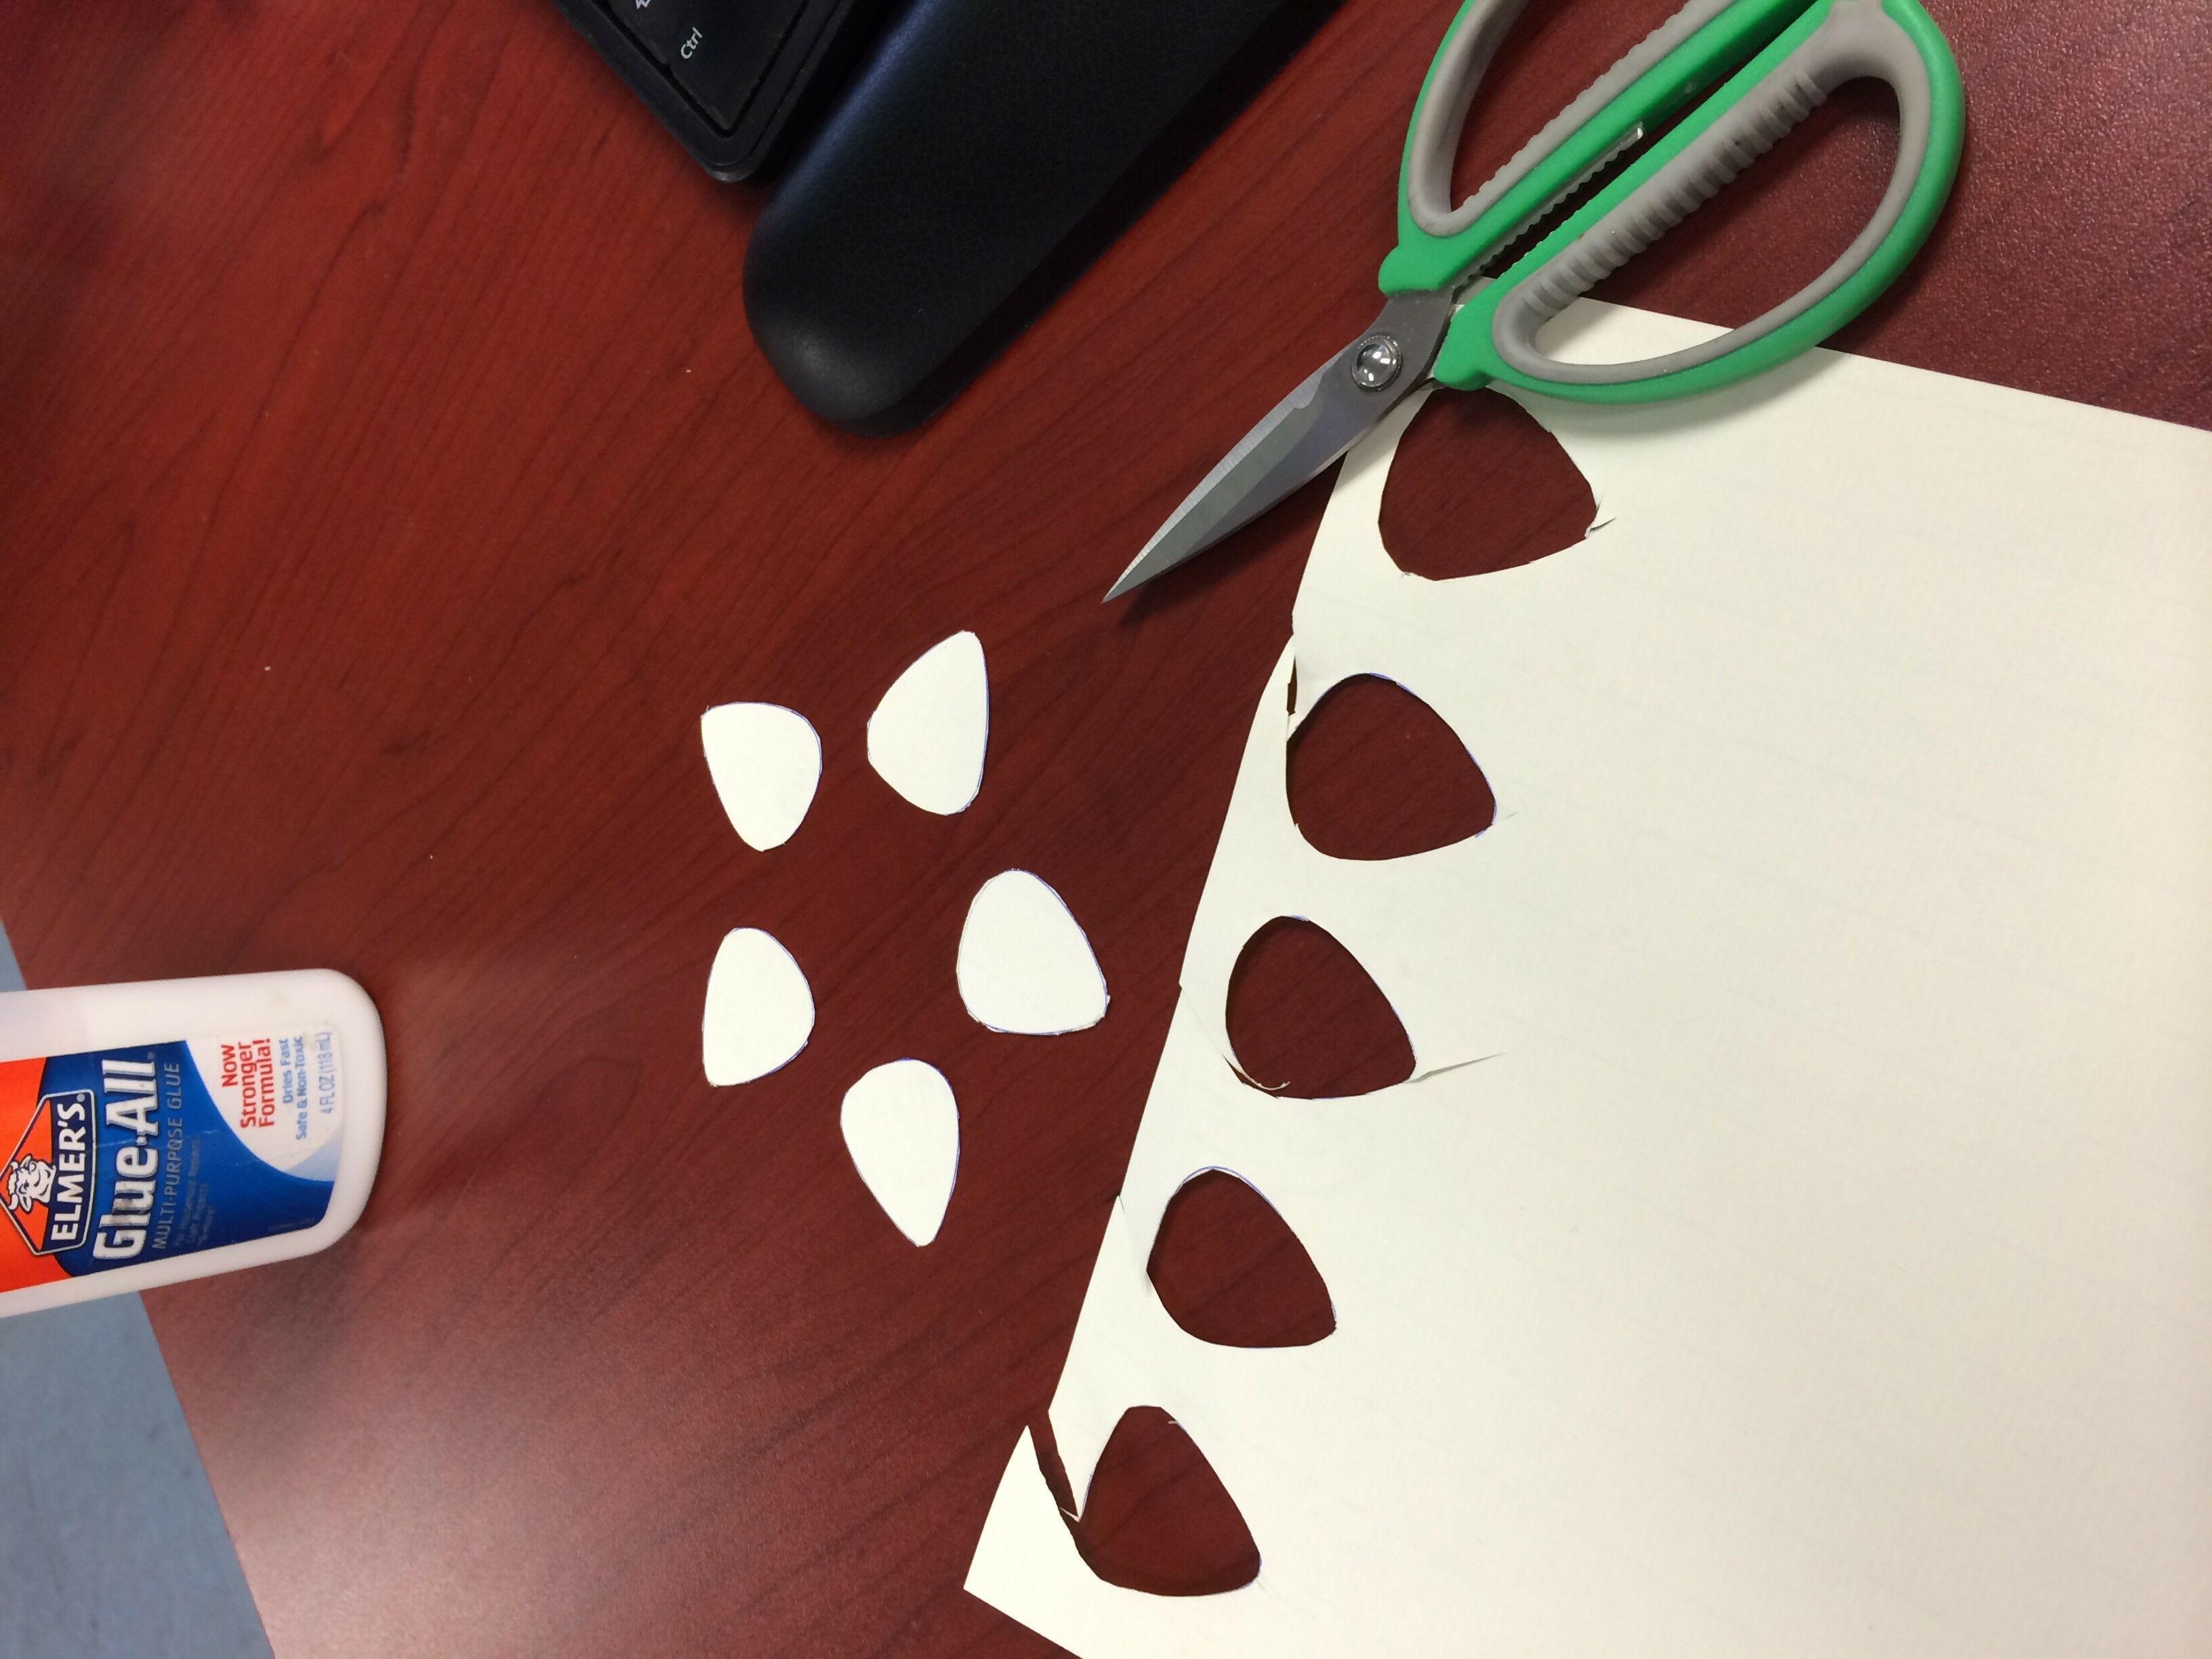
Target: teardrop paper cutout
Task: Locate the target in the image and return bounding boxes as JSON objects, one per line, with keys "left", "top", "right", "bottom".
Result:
{"left": 1289, "top": 675, "right": 1496, "bottom": 860}
{"left": 701, "top": 927, "right": 814, "bottom": 1086}
{"left": 866, "top": 631, "right": 988, "bottom": 815}
{"left": 1046, "top": 1408, "right": 1260, "bottom": 1597}
{"left": 956, "top": 870, "right": 1108, "bottom": 1035}
{"left": 840, "top": 1059, "right": 959, "bottom": 1246}
{"left": 1149, "top": 1170, "right": 1335, "bottom": 1347}
{"left": 701, "top": 701, "right": 821, "bottom": 851}
{"left": 1225, "top": 918, "right": 1413, "bottom": 1097}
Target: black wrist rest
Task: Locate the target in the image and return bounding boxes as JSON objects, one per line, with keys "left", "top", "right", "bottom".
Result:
{"left": 742, "top": 0, "right": 1331, "bottom": 434}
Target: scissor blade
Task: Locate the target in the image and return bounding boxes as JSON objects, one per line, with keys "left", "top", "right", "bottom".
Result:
{"left": 1105, "top": 291, "right": 1456, "bottom": 601}
{"left": 1106, "top": 364, "right": 1340, "bottom": 600}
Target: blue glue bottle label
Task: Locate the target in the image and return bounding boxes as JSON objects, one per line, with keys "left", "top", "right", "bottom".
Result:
{"left": 0, "top": 1029, "right": 343, "bottom": 1292}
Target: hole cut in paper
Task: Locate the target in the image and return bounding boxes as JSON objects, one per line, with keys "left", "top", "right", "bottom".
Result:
{"left": 1148, "top": 1170, "right": 1334, "bottom": 1349}
{"left": 1225, "top": 918, "right": 1413, "bottom": 1098}
{"left": 1032, "top": 1410, "right": 1260, "bottom": 1598}
{"left": 1288, "top": 675, "right": 1497, "bottom": 861}
{"left": 1378, "top": 390, "right": 1595, "bottom": 579}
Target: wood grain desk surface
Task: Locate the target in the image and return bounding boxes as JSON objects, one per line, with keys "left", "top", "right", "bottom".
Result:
{"left": 3, "top": 2, "right": 2206, "bottom": 1653}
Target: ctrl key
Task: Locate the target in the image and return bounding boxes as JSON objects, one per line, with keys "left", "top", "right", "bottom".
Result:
{"left": 662, "top": 8, "right": 781, "bottom": 134}
{"left": 602, "top": 0, "right": 778, "bottom": 131}
{"left": 603, "top": 0, "right": 703, "bottom": 64}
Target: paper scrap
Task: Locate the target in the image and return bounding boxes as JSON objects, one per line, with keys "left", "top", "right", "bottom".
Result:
{"left": 701, "top": 701, "right": 821, "bottom": 852}
{"left": 701, "top": 926, "right": 814, "bottom": 1086}
{"left": 958, "top": 870, "right": 1109, "bottom": 1035}
{"left": 966, "top": 302, "right": 2212, "bottom": 1658}
{"left": 867, "top": 631, "right": 989, "bottom": 815}
{"left": 841, "top": 1059, "right": 960, "bottom": 1246}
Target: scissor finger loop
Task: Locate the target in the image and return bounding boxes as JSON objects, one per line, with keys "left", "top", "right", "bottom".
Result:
{"left": 1405, "top": 0, "right": 1742, "bottom": 244}
{"left": 1487, "top": 0, "right": 1957, "bottom": 386}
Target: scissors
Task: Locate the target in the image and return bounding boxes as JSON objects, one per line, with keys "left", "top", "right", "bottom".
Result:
{"left": 1105, "top": 0, "right": 1963, "bottom": 600}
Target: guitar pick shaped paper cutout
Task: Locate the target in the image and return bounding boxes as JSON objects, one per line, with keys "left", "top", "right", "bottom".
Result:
{"left": 957, "top": 870, "right": 1108, "bottom": 1035}
{"left": 867, "top": 631, "right": 988, "bottom": 815}
{"left": 701, "top": 927, "right": 814, "bottom": 1086}
{"left": 841, "top": 1059, "right": 960, "bottom": 1246}
{"left": 701, "top": 702, "right": 821, "bottom": 851}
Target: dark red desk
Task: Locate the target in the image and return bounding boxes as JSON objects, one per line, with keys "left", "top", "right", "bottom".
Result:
{"left": 3, "top": 2, "right": 2205, "bottom": 1652}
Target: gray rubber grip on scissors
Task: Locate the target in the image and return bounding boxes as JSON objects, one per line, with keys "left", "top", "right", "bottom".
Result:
{"left": 1490, "top": 0, "right": 1937, "bottom": 384}
{"left": 1407, "top": 0, "right": 1741, "bottom": 241}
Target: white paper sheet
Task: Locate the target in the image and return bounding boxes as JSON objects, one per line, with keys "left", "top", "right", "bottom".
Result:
{"left": 966, "top": 303, "right": 2212, "bottom": 1658}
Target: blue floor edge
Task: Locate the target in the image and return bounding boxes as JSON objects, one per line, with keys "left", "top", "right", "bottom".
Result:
{"left": 0, "top": 924, "right": 274, "bottom": 1659}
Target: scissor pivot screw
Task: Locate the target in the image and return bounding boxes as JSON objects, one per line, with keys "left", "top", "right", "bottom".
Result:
{"left": 1350, "top": 333, "right": 1404, "bottom": 390}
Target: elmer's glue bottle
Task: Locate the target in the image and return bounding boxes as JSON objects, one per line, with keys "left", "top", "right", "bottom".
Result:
{"left": 0, "top": 970, "right": 385, "bottom": 1318}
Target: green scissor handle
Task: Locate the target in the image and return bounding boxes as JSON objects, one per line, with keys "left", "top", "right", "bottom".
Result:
{"left": 1380, "top": 0, "right": 1963, "bottom": 404}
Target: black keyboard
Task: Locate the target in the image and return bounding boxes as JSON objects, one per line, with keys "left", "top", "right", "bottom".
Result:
{"left": 551, "top": 0, "right": 887, "bottom": 178}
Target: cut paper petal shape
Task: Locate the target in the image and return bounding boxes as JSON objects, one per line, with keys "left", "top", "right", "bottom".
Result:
{"left": 840, "top": 1059, "right": 960, "bottom": 1246}
{"left": 867, "top": 630, "right": 988, "bottom": 815}
{"left": 957, "top": 870, "right": 1108, "bottom": 1035}
{"left": 701, "top": 701, "right": 821, "bottom": 851}
{"left": 701, "top": 927, "right": 814, "bottom": 1086}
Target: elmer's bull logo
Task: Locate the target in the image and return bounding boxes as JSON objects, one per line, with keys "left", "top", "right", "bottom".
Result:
{"left": 3, "top": 1089, "right": 93, "bottom": 1255}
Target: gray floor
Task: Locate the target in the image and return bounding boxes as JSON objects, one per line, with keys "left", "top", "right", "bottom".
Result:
{"left": 0, "top": 921, "right": 271, "bottom": 1658}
